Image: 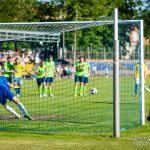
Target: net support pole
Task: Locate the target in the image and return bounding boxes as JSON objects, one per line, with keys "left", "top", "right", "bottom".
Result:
{"left": 140, "top": 20, "right": 145, "bottom": 125}
{"left": 62, "top": 32, "right": 65, "bottom": 59}
{"left": 73, "top": 10, "right": 78, "bottom": 65}
{"left": 113, "top": 8, "right": 120, "bottom": 138}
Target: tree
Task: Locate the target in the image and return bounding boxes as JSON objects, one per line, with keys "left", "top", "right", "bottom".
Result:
{"left": 0, "top": 0, "right": 39, "bottom": 22}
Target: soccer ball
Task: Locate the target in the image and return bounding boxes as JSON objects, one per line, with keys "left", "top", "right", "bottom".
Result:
{"left": 91, "top": 88, "right": 97, "bottom": 94}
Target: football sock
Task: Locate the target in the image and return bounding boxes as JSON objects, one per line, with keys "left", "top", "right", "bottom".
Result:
{"left": 49, "top": 86, "right": 52, "bottom": 94}
{"left": 17, "top": 102, "right": 28, "bottom": 115}
{"left": 83, "top": 86, "right": 86, "bottom": 94}
{"left": 5, "top": 105, "right": 20, "bottom": 118}
{"left": 39, "top": 85, "right": 43, "bottom": 95}
{"left": 44, "top": 86, "right": 48, "bottom": 95}
{"left": 80, "top": 85, "right": 83, "bottom": 95}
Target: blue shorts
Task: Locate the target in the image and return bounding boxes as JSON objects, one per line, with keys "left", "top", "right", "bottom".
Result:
{"left": 45, "top": 77, "right": 54, "bottom": 83}
{"left": 13, "top": 76, "right": 22, "bottom": 86}
{"left": 0, "top": 84, "right": 15, "bottom": 105}
{"left": 37, "top": 77, "right": 45, "bottom": 86}
{"left": 84, "top": 77, "right": 89, "bottom": 83}
{"left": 75, "top": 75, "right": 84, "bottom": 83}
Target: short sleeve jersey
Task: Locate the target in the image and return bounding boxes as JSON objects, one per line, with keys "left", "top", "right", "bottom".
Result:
{"left": 13, "top": 63, "right": 25, "bottom": 77}
{"left": 3, "top": 62, "right": 13, "bottom": 78}
{"left": 36, "top": 66, "right": 45, "bottom": 78}
{"left": 75, "top": 61, "right": 86, "bottom": 76}
{"left": 84, "top": 62, "right": 90, "bottom": 77}
{"left": 45, "top": 61, "right": 55, "bottom": 77}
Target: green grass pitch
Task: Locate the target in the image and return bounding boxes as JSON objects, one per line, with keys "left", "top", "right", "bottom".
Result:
{"left": 0, "top": 75, "right": 150, "bottom": 149}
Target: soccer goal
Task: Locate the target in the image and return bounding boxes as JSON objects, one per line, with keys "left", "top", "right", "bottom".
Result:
{"left": 0, "top": 9, "right": 145, "bottom": 137}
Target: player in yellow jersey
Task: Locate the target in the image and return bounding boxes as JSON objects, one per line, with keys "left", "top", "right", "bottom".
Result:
{"left": 134, "top": 63, "right": 147, "bottom": 96}
{"left": 12, "top": 58, "right": 27, "bottom": 97}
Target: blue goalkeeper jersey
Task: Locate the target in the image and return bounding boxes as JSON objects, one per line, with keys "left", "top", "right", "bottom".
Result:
{"left": 0, "top": 76, "right": 9, "bottom": 85}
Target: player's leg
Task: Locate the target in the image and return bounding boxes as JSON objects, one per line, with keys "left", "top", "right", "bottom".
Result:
{"left": 79, "top": 76, "right": 84, "bottom": 96}
{"left": 44, "top": 77, "right": 48, "bottom": 97}
{"left": 135, "top": 78, "right": 139, "bottom": 96}
{"left": 14, "top": 76, "right": 19, "bottom": 95}
{"left": 14, "top": 77, "right": 21, "bottom": 97}
{"left": 17, "top": 77, "right": 21, "bottom": 97}
{"left": 2, "top": 103, "right": 20, "bottom": 119}
{"left": 83, "top": 77, "right": 88, "bottom": 95}
{"left": 37, "top": 78, "right": 43, "bottom": 98}
{"left": 74, "top": 75, "right": 79, "bottom": 96}
{"left": 49, "top": 77, "right": 54, "bottom": 97}
{"left": 12, "top": 96, "right": 32, "bottom": 120}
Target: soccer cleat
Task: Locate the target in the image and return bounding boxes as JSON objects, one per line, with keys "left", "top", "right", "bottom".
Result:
{"left": 40, "top": 95, "right": 43, "bottom": 98}
{"left": 43, "top": 94, "right": 47, "bottom": 97}
{"left": 16, "top": 94, "right": 20, "bottom": 97}
{"left": 50, "top": 94, "right": 54, "bottom": 97}
{"left": 24, "top": 114, "right": 33, "bottom": 120}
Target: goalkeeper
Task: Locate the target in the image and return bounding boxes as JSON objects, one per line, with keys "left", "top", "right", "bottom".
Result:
{"left": 74, "top": 56, "right": 86, "bottom": 96}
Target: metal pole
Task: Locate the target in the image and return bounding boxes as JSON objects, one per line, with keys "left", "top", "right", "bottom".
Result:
{"left": 74, "top": 9, "right": 78, "bottom": 65}
{"left": 62, "top": 32, "right": 65, "bottom": 59}
{"left": 74, "top": 31, "right": 77, "bottom": 65}
{"left": 56, "top": 42, "right": 59, "bottom": 59}
{"left": 140, "top": 20, "right": 145, "bottom": 125}
{"left": 113, "top": 8, "right": 120, "bottom": 138}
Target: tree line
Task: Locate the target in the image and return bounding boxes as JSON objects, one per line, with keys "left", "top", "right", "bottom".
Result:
{"left": 0, "top": 0, "right": 149, "bottom": 52}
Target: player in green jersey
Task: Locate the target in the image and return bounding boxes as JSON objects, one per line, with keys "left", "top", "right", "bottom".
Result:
{"left": 83, "top": 58, "right": 90, "bottom": 95}
{"left": 35, "top": 59, "right": 46, "bottom": 98}
{"left": 74, "top": 56, "right": 86, "bottom": 96}
{"left": 3, "top": 56, "right": 13, "bottom": 83}
{"left": 44, "top": 55, "right": 56, "bottom": 97}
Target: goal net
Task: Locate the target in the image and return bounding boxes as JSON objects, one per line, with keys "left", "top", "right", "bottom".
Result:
{"left": 0, "top": 19, "right": 144, "bottom": 134}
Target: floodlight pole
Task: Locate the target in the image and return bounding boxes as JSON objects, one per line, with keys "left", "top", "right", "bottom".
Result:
{"left": 140, "top": 20, "right": 145, "bottom": 125}
{"left": 113, "top": 8, "right": 120, "bottom": 138}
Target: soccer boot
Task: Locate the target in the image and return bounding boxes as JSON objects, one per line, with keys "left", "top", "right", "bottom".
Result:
{"left": 24, "top": 114, "right": 33, "bottom": 120}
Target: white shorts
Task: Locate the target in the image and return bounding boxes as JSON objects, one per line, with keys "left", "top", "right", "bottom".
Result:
{"left": 135, "top": 78, "right": 145, "bottom": 84}
{"left": 135, "top": 78, "right": 139, "bottom": 84}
